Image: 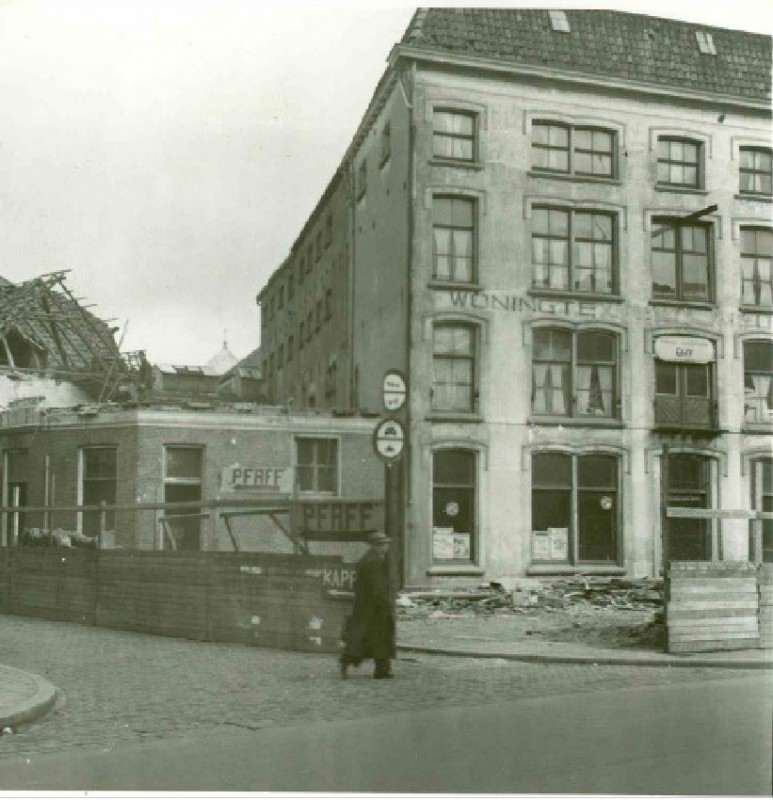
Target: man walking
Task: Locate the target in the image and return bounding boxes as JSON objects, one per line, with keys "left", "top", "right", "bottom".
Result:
{"left": 339, "top": 531, "right": 396, "bottom": 679}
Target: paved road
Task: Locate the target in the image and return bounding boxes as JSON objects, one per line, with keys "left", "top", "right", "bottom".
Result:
{"left": 1, "top": 674, "right": 770, "bottom": 793}
{"left": 0, "top": 614, "right": 769, "bottom": 791}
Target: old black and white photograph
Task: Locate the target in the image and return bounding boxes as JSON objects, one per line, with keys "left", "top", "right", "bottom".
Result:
{"left": 0, "top": 0, "right": 771, "bottom": 794}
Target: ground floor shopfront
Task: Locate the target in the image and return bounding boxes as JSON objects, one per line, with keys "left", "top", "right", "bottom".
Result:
{"left": 403, "top": 424, "right": 772, "bottom": 587}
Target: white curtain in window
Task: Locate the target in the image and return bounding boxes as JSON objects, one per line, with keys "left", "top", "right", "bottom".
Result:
{"left": 746, "top": 374, "right": 772, "bottom": 421}
{"left": 533, "top": 364, "right": 548, "bottom": 413}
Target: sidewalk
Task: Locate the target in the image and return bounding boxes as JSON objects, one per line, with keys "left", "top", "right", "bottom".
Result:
{"left": 397, "top": 624, "right": 773, "bottom": 669}
{"left": 0, "top": 664, "right": 58, "bottom": 730}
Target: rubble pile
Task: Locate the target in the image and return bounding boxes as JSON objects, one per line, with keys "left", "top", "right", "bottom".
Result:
{"left": 397, "top": 576, "right": 663, "bottom": 617}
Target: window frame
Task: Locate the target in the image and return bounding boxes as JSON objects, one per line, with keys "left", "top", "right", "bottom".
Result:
{"left": 531, "top": 206, "right": 617, "bottom": 296}
{"left": 531, "top": 451, "right": 621, "bottom": 566}
{"left": 431, "top": 195, "right": 477, "bottom": 285}
{"left": 654, "top": 359, "right": 716, "bottom": 430}
{"left": 531, "top": 327, "right": 620, "bottom": 421}
{"left": 739, "top": 146, "right": 772, "bottom": 196}
{"left": 295, "top": 437, "right": 339, "bottom": 496}
{"left": 657, "top": 136, "right": 703, "bottom": 189}
{"left": 380, "top": 121, "right": 391, "bottom": 166}
{"left": 740, "top": 226, "right": 773, "bottom": 309}
{"left": 431, "top": 321, "right": 479, "bottom": 414}
{"left": 78, "top": 446, "right": 117, "bottom": 538}
{"left": 432, "top": 448, "right": 478, "bottom": 565}
{"left": 531, "top": 121, "right": 616, "bottom": 179}
{"left": 162, "top": 445, "right": 204, "bottom": 551}
{"left": 651, "top": 218, "right": 714, "bottom": 303}
{"left": 432, "top": 109, "right": 478, "bottom": 164}
{"left": 743, "top": 339, "right": 773, "bottom": 427}
{"left": 750, "top": 458, "right": 773, "bottom": 563}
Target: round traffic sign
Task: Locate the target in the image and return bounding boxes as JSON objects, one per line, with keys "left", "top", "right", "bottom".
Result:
{"left": 382, "top": 369, "right": 407, "bottom": 412}
{"left": 373, "top": 417, "right": 405, "bottom": 462}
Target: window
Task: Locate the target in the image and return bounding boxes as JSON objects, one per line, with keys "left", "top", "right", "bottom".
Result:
{"left": 325, "top": 288, "right": 332, "bottom": 320}
{"left": 695, "top": 31, "right": 717, "bottom": 55}
{"left": 357, "top": 160, "right": 367, "bottom": 200}
{"left": 657, "top": 137, "right": 702, "bottom": 188}
{"left": 325, "top": 362, "right": 337, "bottom": 399}
{"left": 80, "top": 447, "right": 118, "bottom": 536}
{"left": 315, "top": 300, "right": 322, "bottom": 331}
{"left": 740, "top": 147, "right": 772, "bottom": 195}
{"left": 306, "top": 310, "right": 313, "bottom": 342}
{"left": 277, "top": 343, "right": 284, "bottom": 369}
{"left": 288, "top": 335, "right": 294, "bottom": 363}
{"left": 432, "top": 449, "right": 477, "bottom": 563}
{"left": 531, "top": 207, "right": 615, "bottom": 294}
{"left": 532, "top": 328, "right": 618, "bottom": 418}
{"left": 655, "top": 359, "right": 714, "bottom": 428}
{"left": 741, "top": 228, "right": 773, "bottom": 308}
{"left": 665, "top": 454, "right": 712, "bottom": 560}
{"left": 298, "top": 255, "right": 305, "bottom": 285}
{"left": 750, "top": 459, "right": 773, "bottom": 563}
{"left": 548, "top": 9, "right": 570, "bottom": 32}
{"left": 288, "top": 272, "right": 294, "bottom": 301}
{"left": 296, "top": 438, "right": 338, "bottom": 494}
{"left": 432, "top": 323, "right": 477, "bottom": 413}
{"left": 3, "top": 450, "right": 27, "bottom": 547}
{"left": 163, "top": 447, "right": 203, "bottom": 551}
{"left": 278, "top": 285, "right": 284, "bottom": 310}
{"left": 532, "top": 123, "right": 614, "bottom": 178}
{"left": 299, "top": 322, "right": 305, "bottom": 350}
{"left": 743, "top": 341, "right": 773, "bottom": 425}
{"left": 652, "top": 220, "right": 712, "bottom": 302}
{"left": 380, "top": 122, "right": 391, "bottom": 165}
{"left": 306, "top": 245, "right": 313, "bottom": 274}
{"left": 532, "top": 452, "right": 619, "bottom": 564}
{"left": 432, "top": 197, "right": 475, "bottom": 283}
{"left": 268, "top": 353, "right": 275, "bottom": 377}
{"left": 433, "top": 110, "right": 476, "bottom": 162}
{"left": 267, "top": 296, "right": 274, "bottom": 321}
{"left": 315, "top": 231, "right": 322, "bottom": 261}
{"left": 325, "top": 215, "right": 332, "bottom": 248}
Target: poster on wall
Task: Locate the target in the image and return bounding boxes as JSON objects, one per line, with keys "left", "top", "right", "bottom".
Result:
{"left": 532, "top": 530, "right": 551, "bottom": 560}
{"left": 548, "top": 527, "right": 569, "bottom": 560}
{"left": 453, "top": 532, "right": 471, "bottom": 560}
{"left": 432, "top": 527, "right": 455, "bottom": 560}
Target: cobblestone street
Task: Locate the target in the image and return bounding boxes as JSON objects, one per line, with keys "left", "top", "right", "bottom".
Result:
{"left": 0, "top": 614, "right": 753, "bottom": 761}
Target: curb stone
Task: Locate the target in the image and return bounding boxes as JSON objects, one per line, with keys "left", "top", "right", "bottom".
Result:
{"left": 0, "top": 665, "right": 59, "bottom": 730}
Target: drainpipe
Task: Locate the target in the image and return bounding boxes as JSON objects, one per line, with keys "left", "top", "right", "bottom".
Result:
{"left": 44, "top": 454, "right": 51, "bottom": 540}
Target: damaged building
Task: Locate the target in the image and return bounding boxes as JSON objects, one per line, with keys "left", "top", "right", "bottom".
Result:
{"left": 256, "top": 9, "right": 772, "bottom": 586}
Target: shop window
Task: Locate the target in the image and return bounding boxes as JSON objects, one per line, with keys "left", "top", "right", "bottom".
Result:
{"left": 432, "top": 196, "right": 476, "bottom": 283}
{"left": 432, "top": 449, "right": 476, "bottom": 563}
{"left": 296, "top": 438, "right": 338, "bottom": 494}
{"left": 531, "top": 452, "right": 619, "bottom": 564}
{"left": 163, "top": 446, "right": 203, "bottom": 551}
{"left": 657, "top": 137, "right": 702, "bottom": 188}
{"left": 380, "top": 122, "right": 391, "bottom": 166}
{"left": 433, "top": 110, "right": 476, "bottom": 162}
{"left": 532, "top": 122, "right": 614, "bottom": 178}
{"left": 532, "top": 207, "right": 616, "bottom": 294}
{"left": 80, "top": 447, "right": 117, "bottom": 539}
{"left": 532, "top": 328, "right": 618, "bottom": 419}
{"left": 665, "top": 454, "right": 712, "bottom": 561}
{"left": 652, "top": 219, "right": 712, "bottom": 302}
{"left": 751, "top": 459, "right": 773, "bottom": 563}
{"left": 431, "top": 322, "right": 477, "bottom": 413}
{"left": 741, "top": 227, "right": 773, "bottom": 308}
{"left": 739, "top": 147, "right": 772, "bottom": 196}
{"left": 655, "top": 360, "right": 714, "bottom": 429}
{"left": 743, "top": 340, "right": 773, "bottom": 425}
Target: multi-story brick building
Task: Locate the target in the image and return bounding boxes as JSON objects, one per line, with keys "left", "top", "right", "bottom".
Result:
{"left": 258, "top": 9, "right": 772, "bottom": 586}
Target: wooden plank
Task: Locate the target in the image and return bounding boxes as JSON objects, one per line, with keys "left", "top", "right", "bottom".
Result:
{"left": 668, "top": 581, "right": 758, "bottom": 595}
{"left": 669, "top": 638, "right": 760, "bottom": 653}
{"left": 667, "top": 507, "right": 773, "bottom": 520}
{"left": 668, "top": 599, "right": 759, "bottom": 612}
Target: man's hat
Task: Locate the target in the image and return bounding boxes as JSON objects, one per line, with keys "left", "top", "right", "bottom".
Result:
{"left": 368, "top": 531, "right": 391, "bottom": 544}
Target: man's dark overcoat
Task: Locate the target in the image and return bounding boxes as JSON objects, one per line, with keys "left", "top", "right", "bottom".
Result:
{"left": 342, "top": 548, "right": 396, "bottom": 663}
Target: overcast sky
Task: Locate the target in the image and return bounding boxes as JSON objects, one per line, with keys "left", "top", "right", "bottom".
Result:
{"left": 0, "top": 0, "right": 771, "bottom": 365}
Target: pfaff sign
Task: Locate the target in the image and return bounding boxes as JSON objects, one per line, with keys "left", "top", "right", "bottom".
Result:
{"left": 654, "top": 336, "right": 714, "bottom": 364}
{"left": 290, "top": 500, "right": 384, "bottom": 541}
{"left": 222, "top": 465, "right": 293, "bottom": 494}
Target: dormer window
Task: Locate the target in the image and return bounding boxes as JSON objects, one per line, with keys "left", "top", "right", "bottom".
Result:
{"left": 695, "top": 31, "right": 717, "bottom": 55}
{"left": 548, "top": 10, "right": 570, "bottom": 33}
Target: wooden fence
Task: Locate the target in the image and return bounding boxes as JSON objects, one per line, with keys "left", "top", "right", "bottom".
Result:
{"left": 0, "top": 548, "right": 352, "bottom": 654}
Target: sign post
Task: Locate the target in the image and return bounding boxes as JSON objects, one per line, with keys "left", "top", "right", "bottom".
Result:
{"left": 374, "top": 370, "right": 408, "bottom": 591}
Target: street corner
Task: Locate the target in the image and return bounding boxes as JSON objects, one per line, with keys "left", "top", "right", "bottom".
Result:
{"left": 0, "top": 664, "right": 59, "bottom": 732}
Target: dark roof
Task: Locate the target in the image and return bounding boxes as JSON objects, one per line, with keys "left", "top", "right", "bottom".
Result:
{"left": 401, "top": 8, "right": 771, "bottom": 103}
